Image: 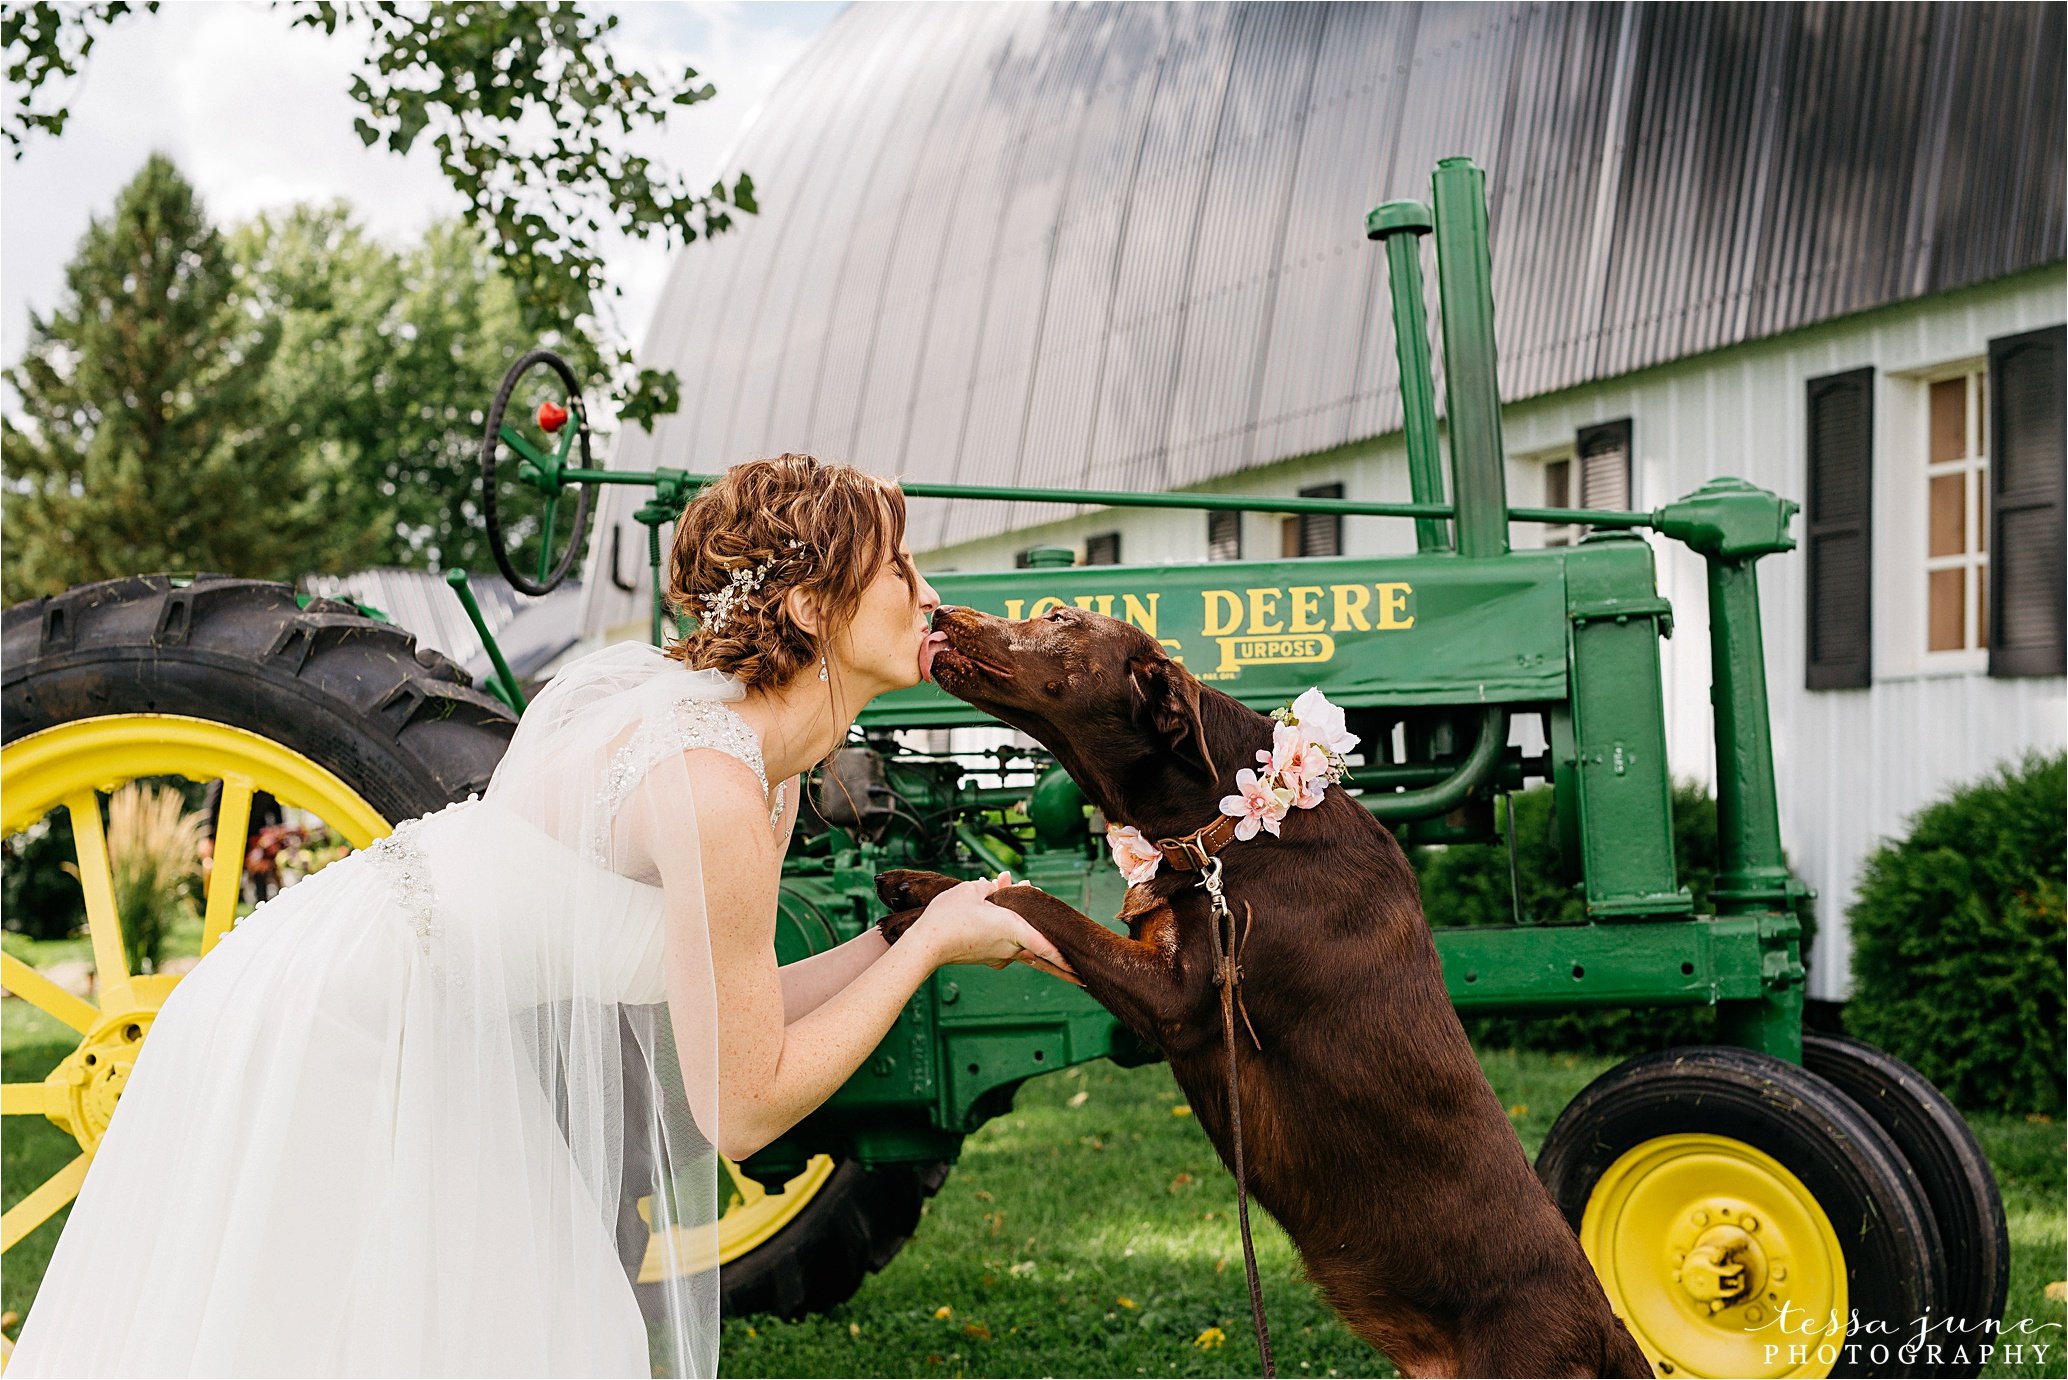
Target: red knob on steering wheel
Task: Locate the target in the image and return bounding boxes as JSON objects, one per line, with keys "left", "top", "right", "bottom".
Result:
{"left": 478, "top": 349, "right": 599, "bottom": 596}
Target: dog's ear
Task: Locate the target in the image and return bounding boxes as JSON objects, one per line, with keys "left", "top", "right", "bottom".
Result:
{"left": 1127, "top": 657, "right": 1216, "bottom": 781}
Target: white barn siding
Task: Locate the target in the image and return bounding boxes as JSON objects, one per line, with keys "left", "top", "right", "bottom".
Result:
{"left": 924, "top": 268, "right": 2068, "bottom": 998}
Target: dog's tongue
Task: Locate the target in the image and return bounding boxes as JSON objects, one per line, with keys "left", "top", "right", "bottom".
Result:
{"left": 918, "top": 631, "right": 950, "bottom": 682}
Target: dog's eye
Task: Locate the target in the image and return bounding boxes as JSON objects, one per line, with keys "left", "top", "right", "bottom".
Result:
{"left": 1047, "top": 608, "right": 1069, "bottom": 622}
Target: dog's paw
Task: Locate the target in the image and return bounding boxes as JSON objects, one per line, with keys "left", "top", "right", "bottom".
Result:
{"left": 875, "top": 869, "right": 959, "bottom": 912}
{"left": 877, "top": 907, "right": 925, "bottom": 946}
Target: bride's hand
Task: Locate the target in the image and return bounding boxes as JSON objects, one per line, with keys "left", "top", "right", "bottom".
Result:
{"left": 911, "top": 872, "right": 1073, "bottom": 976}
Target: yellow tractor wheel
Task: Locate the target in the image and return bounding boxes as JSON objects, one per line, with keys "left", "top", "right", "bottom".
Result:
{"left": 1535, "top": 1046, "right": 1952, "bottom": 1380}
{"left": 0, "top": 576, "right": 929, "bottom": 1343}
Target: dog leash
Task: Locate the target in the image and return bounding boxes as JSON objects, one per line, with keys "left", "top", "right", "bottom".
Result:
{"left": 1184, "top": 846, "right": 1275, "bottom": 1378}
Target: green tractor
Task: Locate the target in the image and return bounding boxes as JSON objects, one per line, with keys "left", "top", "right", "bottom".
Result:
{"left": 1, "top": 159, "right": 2004, "bottom": 1380}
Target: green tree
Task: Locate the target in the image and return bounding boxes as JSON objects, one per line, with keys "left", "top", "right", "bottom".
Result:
{"left": 5, "top": 1, "right": 754, "bottom": 428}
{"left": 230, "top": 205, "right": 537, "bottom": 571}
{"left": 2, "top": 154, "right": 371, "bottom": 598}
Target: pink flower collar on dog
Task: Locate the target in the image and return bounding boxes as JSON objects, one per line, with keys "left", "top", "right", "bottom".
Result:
{"left": 1105, "top": 688, "right": 1360, "bottom": 885}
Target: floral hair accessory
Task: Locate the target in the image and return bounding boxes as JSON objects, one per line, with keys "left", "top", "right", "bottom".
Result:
{"left": 698, "top": 539, "right": 804, "bottom": 636}
{"left": 1106, "top": 688, "right": 1359, "bottom": 881}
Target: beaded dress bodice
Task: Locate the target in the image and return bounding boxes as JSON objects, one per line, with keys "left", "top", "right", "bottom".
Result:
{"left": 597, "top": 697, "right": 785, "bottom": 843}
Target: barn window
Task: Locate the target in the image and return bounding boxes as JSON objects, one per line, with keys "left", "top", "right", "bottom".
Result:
{"left": 1083, "top": 532, "right": 1121, "bottom": 566}
{"left": 1207, "top": 509, "right": 1242, "bottom": 561}
{"left": 1805, "top": 369, "right": 1876, "bottom": 690}
{"left": 1281, "top": 483, "right": 1344, "bottom": 558}
{"left": 1577, "top": 419, "right": 1634, "bottom": 512}
{"left": 1987, "top": 326, "right": 2067, "bottom": 677}
{"left": 1921, "top": 365, "right": 1990, "bottom": 655}
{"left": 1543, "top": 455, "right": 1574, "bottom": 547}
{"left": 1538, "top": 419, "right": 1630, "bottom": 547}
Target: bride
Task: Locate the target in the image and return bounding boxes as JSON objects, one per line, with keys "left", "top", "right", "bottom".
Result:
{"left": 8, "top": 455, "right": 1075, "bottom": 1378}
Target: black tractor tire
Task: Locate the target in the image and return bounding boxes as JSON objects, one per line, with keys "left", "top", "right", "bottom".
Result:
{"left": 1803, "top": 1033, "right": 2009, "bottom": 1377}
{"left": 2, "top": 574, "right": 514, "bottom": 819}
{"left": 680, "top": 1159, "right": 952, "bottom": 1321}
{"left": 1536, "top": 1045, "right": 1949, "bottom": 1380}
{"left": 4, "top": 574, "right": 947, "bottom": 1322}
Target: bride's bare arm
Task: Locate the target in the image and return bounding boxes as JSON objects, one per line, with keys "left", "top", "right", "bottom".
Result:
{"left": 658, "top": 754, "right": 945, "bottom": 1161}
{"left": 771, "top": 929, "right": 893, "bottom": 1023}
{"left": 758, "top": 775, "right": 899, "bottom": 1023}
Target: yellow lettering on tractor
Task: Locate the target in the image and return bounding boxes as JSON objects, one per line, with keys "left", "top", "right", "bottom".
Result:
{"left": 1288, "top": 586, "right": 1326, "bottom": 634}
{"left": 1376, "top": 582, "right": 1415, "bottom": 629}
{"left": 1121, "top": 593, "right": 1159, "bottom": 638}
{"left": 1194, "top": 580, "right": 1417, "bottom": 680}
{"left": 1002, "top": 591, "right": 1157, "bottom": 635}
{"left": 1212, "top": 634, "right": 1336, "bottom": 678}
{"left": 1331, "top": 583, "right": 1373, "bottom": 630}
{"left": 986, "top": 582, "right": 1407, "bottom": 683}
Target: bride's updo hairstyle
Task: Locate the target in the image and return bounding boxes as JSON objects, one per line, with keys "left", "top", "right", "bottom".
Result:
{"left": 664, "top": 454, "right": 915, "bottom": 687}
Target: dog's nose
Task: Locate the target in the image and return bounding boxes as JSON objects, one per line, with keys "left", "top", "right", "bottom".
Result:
{"left": 931, "top": 604, "right": 968, "bottom": 628}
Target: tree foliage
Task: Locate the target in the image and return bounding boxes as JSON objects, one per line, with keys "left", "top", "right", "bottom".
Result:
{"left": 3, "top": 159, "right": 565, "bottom": 592}
{"left": 0, "top": 0, "right": 153, "bottom": 146}
{"left": 5, "top": 0, "right": 753, "bottom": 427}
{"left": 230, "top": 205, "right": 537, "bottom": 571}
{"left": 2, "top": 155, "right": 366, "bottom": 598}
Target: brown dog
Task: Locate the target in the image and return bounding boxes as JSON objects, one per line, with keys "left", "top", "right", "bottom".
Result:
{"left": 877, "top": 604, "right": 1653, "bottom": 1379}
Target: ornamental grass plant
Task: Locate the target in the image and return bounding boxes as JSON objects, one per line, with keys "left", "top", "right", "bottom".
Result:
{"left": 75, "top": 783, "right": 208, "bottom": 977}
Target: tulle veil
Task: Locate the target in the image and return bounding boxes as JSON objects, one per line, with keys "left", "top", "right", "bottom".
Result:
{"left": 462, "top": 638, "right": 735, "bottom": 1377}
{"left": 6, "top": 639, "right": 732, "bottom": 1378}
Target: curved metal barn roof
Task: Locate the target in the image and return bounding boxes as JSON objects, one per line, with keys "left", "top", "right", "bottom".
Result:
{"left": 595, "top": 0, "right": 2063, "bottom": 606}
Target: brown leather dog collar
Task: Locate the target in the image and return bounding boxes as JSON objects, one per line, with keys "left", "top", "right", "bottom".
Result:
{"left": 1154, "top": 813, "right": 1241, "bottom": 872}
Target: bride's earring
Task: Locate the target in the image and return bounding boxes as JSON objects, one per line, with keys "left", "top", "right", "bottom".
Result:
{"left": 818, "top": 651, "right": 829, "bottom": 681}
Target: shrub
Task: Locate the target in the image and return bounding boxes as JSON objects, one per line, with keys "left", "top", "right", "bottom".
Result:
{"left": 2, "top": 812, "right": 85, "bottom": 942}
{"left": 1845, "top": 753, "right": 2065, "bottom": 1117}
{"left": 1412, "top": 780, "right": 1816, "bottom": 1059}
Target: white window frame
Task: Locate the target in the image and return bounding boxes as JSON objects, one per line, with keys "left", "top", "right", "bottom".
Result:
{"left": 1515, "top": 443, "right": 1577, "bottom": 549}
{"left": 1885, "top": 358, "right": 1991, "bottom": 677}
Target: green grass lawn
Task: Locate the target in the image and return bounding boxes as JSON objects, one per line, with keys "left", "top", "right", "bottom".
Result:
{"left": 3, "top": 1003, "right": 2060, "bottom": 1377}
{"left": 1, "top": 900, "right": 218, "bottom": 974}
{"left": 3, "top": 1002, "right": 82, "bottom": 1334}
{"left": 714, "top": 1050, "right": 2067, "bottom": 1379}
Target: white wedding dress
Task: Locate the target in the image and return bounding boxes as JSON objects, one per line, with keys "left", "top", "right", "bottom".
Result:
{"left": 9, "top": 642, "right": 762, "bottom": 1378}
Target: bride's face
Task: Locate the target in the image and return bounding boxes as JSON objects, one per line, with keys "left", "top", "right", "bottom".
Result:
{"left": 830, "top": 540, "right": 939, "bottom": 696}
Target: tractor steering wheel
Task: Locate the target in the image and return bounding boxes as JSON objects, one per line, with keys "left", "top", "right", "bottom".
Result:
{"left": 479, "top": 349, "right": 598, "bottom": 596}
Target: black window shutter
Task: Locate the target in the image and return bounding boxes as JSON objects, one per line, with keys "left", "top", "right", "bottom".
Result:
{"left": 1084, "top": 532, "right": 1121, "bottom": 566}
{"left": 1804, "top": 369, "right": 1875, "bottom": 690}
{"left": 1207, "top": 509, "right": 1241, "bottom": 561}
{"left": 1988, "top": 326, "right": 2066, "bottom": 678}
